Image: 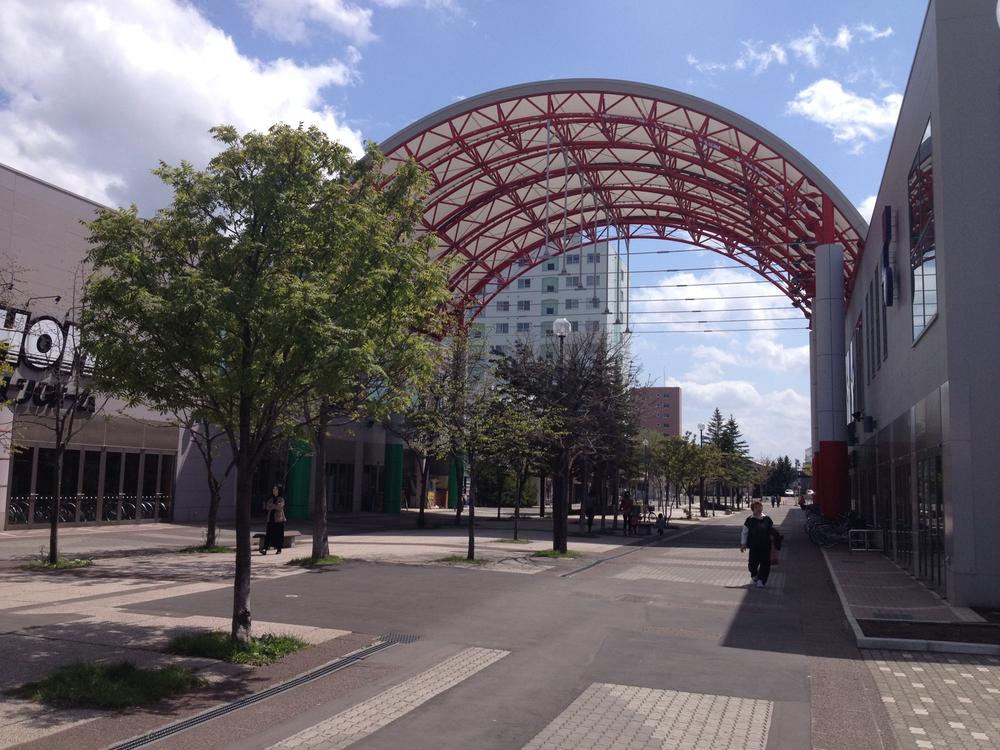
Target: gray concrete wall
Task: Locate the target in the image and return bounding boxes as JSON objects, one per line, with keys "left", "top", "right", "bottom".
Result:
{"left": 934, "top": 0, "right": 1000, "bottom": 605}
{"left": 0, "top": 163, "right": 181, "bottom": 528}
{"left": 846, "top": 0, "right": 1000, "bottom": 606}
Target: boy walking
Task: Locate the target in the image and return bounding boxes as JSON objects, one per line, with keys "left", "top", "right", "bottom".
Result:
{"left": 740, "top": 500, "right": 781, "bottom": 587}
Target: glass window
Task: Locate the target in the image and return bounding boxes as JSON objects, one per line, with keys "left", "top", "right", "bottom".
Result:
{"left": 158, "top": 454, "right": 174, "bottom": 519}
{"left": 585, "top": 275, "right": 598, "bottom": 287}
{"left": 544, "top": 261, "right": 557, "bottom": 271}
{"left": 585, "top": 320, "right": 600, "bottom": 333}
{"left": 565, "top": 299, "right": 579, "bottom": 310}
{"left": 566, "top": 276, "right": 582, "bottom": 288}
{"left": 517, "top": 278, "right": 531, "bottom": 289}
{"left": 495, "top": 322, "right": 509, "bottom": 334}
{"left": 517, "top": 300, "right": 530, "bottom": 311}
{"left": 496, "top": 300, "right": 510, "bottom": 312}
{"left": 565, "top": 255, "right": 579, "bottom": 265}
{"left": 61, "top": 449, "right": 81, "bottom": 498}
{"left": 516, "top": 322, "right": 531, "bottom": 333}
{"left": 909, "top": 119, "right": 936, "bottom": 341}
{"left": 543, "top": 300, "right": 558, "bottom": 316}
{"left": 121, "top": 452, "right": 140, "bottom": 520}
{"left": 543, "top": 278, "right": 558, "bottom": 292}
{"left": 102, "top": 451, "right": 122, "bottom": 521}
{"left": 586, "top": 252, "right": 601, "bottom": 264}
{"left": 571, "top": 321, "right": 580, "bottom": 332}
{"left": 10, "top": 447, "right": 33, "bottom": 497}
{"left": 141, "top": 453, "right": 159, "bottom": 519}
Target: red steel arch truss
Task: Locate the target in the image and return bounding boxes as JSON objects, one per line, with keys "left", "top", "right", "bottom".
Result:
{"left": 379, "top": 81, "right": 868, "bottom": 319}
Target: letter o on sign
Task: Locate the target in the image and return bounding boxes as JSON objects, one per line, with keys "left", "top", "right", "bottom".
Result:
{"left": 23, "top": 317, "right": 65, "bottom": 369}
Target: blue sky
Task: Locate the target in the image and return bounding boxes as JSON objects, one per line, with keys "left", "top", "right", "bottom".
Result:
{"left": 0, "top": 0, "right": 929, "bottom": 459}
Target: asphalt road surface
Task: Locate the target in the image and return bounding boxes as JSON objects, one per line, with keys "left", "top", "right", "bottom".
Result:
{"left": 106, "top": 506, "right": 895, "bottom": 750}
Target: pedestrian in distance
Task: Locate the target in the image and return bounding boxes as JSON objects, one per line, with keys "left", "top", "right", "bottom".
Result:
{"left": 655, "top": 513, "right": 667, "bottom": 536}
{"left": 261, "top": 485, "right": 286, "bottom": 555}
{"left": 620, "top": 492, "right": 633, "bottom": 536}
{"left": 629, "top": 503, "right": 640, "bottom": 536}
{"left": 584, "top": 491, "right": 596, "bottom": 533}
{"left": 455, "top": 491, "right": 466, "bottom": 526}
{"left": 740, "top": 500, "right": 782, "bottom": 587}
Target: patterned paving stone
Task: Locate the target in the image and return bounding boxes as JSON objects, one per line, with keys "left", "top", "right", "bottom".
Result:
{"left": 615, "top": 563, "right": 785, "bottom": 591}
{"left": 521, "top": 683, "right": 771, "bottom": 750}
{"left": 268, "top": 647, "right": 508, "bottom": 749}
{"left": 865, "top": 651, "right": 1000, "bottom": 749}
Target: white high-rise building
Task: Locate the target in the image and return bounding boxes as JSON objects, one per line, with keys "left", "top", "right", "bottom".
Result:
{"left": 473, "top": 235, "right": 630, "bottom": 358}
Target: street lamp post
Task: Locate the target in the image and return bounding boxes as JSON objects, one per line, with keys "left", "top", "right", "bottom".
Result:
{"left": 697, "top": 422, "right": 706, "bottom": 518}
{"left": 642, "top": 437, "right": 650, "bottom": 513}
{"left": 552, "top": 318, "right": 572, "bottom": 553}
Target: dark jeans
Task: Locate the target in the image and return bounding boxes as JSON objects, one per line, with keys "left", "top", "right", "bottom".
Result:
{"left": 748, "top": 544, "right": 771, "bottom": 584}
{"left": 265, "top": 521, "right": 285, "bottom": 552}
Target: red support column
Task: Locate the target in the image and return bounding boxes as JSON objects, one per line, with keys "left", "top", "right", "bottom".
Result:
{"left": 819, "top": 440, "right": 849, "bottom": 517}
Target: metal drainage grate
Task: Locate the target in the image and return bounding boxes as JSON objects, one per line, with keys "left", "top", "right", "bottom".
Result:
{"left": 106, "top": 633, "right": 418, "bottom": 750}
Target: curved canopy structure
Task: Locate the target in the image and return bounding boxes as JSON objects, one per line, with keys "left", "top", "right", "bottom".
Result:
{"left": 380, "top": 79, "right": 868, "bottom": 318}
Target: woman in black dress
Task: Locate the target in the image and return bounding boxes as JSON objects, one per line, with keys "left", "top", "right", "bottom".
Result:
{"left": 262, "top": 485, "right": 286, "bottom": 555}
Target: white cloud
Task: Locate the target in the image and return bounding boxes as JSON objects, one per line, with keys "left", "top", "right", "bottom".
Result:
{"left": 666, "top": 375, "right": 811, "bottom": 460}
{"left": 0, "top": 0, "right": 364, "bottom": 213}
{"left": 786, "top": 79, "right": 902, "bottom": 153}
{"left": 687, "top": 22, "right": 894, "bottom": 76}
{"left": 857, "top": 195, "right": 878, "bottom": 221}
{"left": 374, "top": 0, "right": 461, "bottom": 9}
{"left": 856, "top": 23, "right": 894, "bottom": 41}
{"left": 245, "top": 0, "right": 376, "bottom": 45}
{"left": 735, "top": 41, "right": 788, "bottom": 74}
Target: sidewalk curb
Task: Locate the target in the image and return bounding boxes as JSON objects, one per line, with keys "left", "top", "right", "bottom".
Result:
{"left": 820, "top": 546, "right": 1000, "bottom": 656}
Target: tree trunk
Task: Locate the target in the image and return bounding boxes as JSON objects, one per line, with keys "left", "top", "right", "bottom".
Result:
{"left": 553, "top": 450, "right": 569, "bottom": 553}
{"left": 206, "top": 477, "right": 221, "bottom": 548}
{"left": 514, "top": 464, "right": 525, "bottom": 541}
{"left": 417, "top": 454, "right": 428, "bottom": 529}
{"left": 496, "top": 466, "right": 503, "bottom": 519}
{"left": 231, "top": 396, "right": 254, "bottom": 647}
{"left": 311, "top": 401, "right": 331, "bottom": 561}
{"left": 466, "top": 464, "right": 476, "bottom": 560}
{"left": 49, "top": 446, "right": 64, "bottom": 564}
{"left": 538, "top": 471, "right": 546, "bottom": 518}
{"left": 612, "top": 461, "right": 620, "bottom": 531}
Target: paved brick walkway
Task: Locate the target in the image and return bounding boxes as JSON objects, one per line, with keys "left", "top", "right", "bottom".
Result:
{"left": 267, "top": 647, "right": 508, "bottom": 749}
{"left": 521, "top": 683, "right": 771, "bottom": 750}
{"left": 824, "top": 551, "right": 976, "bottom": 623}
{"left": 865, "top": 651, "right": 1000, "bottom": 749}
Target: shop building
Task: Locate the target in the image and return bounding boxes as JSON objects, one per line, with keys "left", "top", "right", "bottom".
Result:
{"left": 0, "top": 163, "right": 179, "bottom": 529}
{"left": 845, "top": 0, "right": 1000, "bottom": 606}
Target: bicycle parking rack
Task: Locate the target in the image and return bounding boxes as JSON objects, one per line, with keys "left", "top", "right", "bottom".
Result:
{"left": 849, "top": 528, "right": 883, "bottom": 552}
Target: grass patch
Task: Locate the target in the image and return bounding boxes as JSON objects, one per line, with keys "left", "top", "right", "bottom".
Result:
{"left": 22, "top": 557, "right": 92, "bottom": 571}
{"left": 531, "top": 549, "right": 582, "bottom": 559}
{"left": 493, "top": 537, "right": 531, "bottom": 544}
{"left": 436, "top": 555, "right": 488, "bottom": 565}
{"left": 166, "top": 631, "right": 307, "bottom": 667}
{"left": 179, "top": 545, "right": 235, "bottom": 554}
{"left": 285, "top": 555, "right": 342, "bottom": 567}
{"left": 7, "top": 660, "right": 201, "bottom": 710}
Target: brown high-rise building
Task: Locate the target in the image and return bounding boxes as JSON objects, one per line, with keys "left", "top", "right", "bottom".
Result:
{"left": 632, "top": 387, "right": 682, "bottom": 438}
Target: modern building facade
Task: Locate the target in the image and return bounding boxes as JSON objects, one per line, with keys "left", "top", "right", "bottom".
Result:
{"left": 474, "top": 235, "right": 629, "bottom": 357}
{"left": 0, "top": 163, "right": 402, "bottom": 529}
{"left": 843, "top": 0, "right": 1000, "bottom": 606}
{"left": 632, "top": 387, "right": 682, "bottom": 438}
{"left": 0, "top": 164, "right": 179, "bottom": 529}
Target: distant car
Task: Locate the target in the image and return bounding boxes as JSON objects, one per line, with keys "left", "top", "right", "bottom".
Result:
{"left": 806, "top": 489, "right": 814, "bottom": 495}
{"left": 784, "top": 489, "right": 794, "bottom": 495}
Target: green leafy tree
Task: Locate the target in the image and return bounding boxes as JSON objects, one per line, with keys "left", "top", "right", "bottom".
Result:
{"left": 495, "top": 333, "right": 637, "bottom": 551}
{"left": 83, "top": 124, "right": 444, "bottom": 644}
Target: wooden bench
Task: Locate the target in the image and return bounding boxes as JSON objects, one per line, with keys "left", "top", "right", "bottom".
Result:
{"left": 253, "top": 530, "right": 301, "bottom": 553}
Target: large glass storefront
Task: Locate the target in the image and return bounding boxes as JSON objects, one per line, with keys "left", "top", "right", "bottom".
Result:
{"left": 850, "top": 386, "right": 945, "bottom": 593}
{"left": 6, "top": 446, "right": 175, "bottom": 527}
